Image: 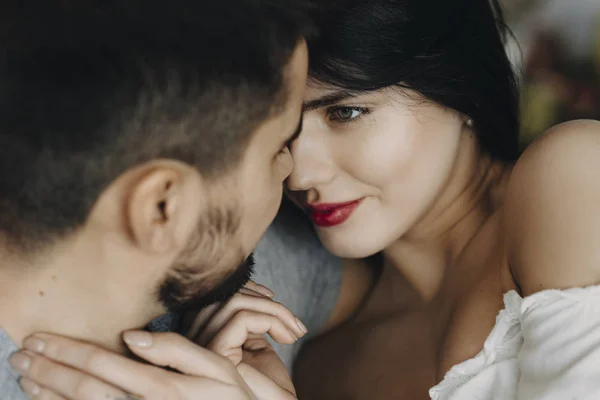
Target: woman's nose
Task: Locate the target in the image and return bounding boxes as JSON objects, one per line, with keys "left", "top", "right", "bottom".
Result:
{"left": 287, "top": 128, "right": 336, "bottom": 192}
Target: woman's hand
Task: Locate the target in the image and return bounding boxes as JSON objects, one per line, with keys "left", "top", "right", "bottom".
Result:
{"left": 187, "top": 281, "right": 308, "bottom": 399}
{"left": 9, "top": 282, "right": 307, "bottom": 400}
{"left": 10, "top": 331, "right": 257, "bottom": 400}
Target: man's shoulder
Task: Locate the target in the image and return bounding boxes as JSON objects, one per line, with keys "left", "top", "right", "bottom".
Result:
{"left": 0, "top": 365, "right": 27, "bottom": 400}
{"left": 0, "top": 328, "right": 28, "bottom": 400}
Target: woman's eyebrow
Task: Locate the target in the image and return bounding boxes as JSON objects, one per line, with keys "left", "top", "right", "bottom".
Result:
{"left": 303, "top": 90, "right": 356, "bottom": 112}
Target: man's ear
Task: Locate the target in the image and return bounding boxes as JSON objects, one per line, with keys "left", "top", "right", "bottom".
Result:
{"left": 126, "top": 161, "right": 204, "bottom": 255}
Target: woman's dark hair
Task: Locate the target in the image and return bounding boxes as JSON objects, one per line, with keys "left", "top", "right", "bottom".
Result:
{"left": 308, "top": 0, "right": 520, "bottom": 161}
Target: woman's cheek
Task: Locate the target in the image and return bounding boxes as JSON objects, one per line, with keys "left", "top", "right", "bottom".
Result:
{"left": 344, "top": 126, "right": 417, "bottom": 186}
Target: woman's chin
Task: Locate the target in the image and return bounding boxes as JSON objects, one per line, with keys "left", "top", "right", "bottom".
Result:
{"left": 316, "top": 230, "right": 384, "bottom": 259}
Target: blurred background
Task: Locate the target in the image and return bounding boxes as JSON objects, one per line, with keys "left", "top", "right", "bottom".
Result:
{"left": 501, "top": 0, "right": 600, "bottom": 146}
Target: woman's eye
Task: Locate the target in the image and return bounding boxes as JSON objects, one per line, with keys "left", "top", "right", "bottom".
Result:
{"left": 327, "top": 107, "right": 366, "bottom": 123}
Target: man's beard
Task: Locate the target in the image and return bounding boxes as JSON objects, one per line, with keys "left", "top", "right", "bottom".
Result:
{"left": 159, "top": 253, "right": 255, "bottom": 313}
{"left": 157, "top": 206, "right": 256, "bottom": 313}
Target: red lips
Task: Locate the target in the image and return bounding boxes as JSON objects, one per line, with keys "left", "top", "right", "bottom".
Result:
{"left": 305, "top": 198, "right": 363, "bottom": 227}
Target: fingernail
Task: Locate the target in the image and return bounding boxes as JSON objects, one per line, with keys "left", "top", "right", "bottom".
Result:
{"left": 123, "top": 331, "right": 152, "bottom": 348}
{"left": 23, "top": 337, "right": 46, "bottom": 354}
{"left": 296, "top": 317, "right": 308, "bottom": 334}
{"left": 9, "top": 353, "right": 31, "bottom": 373}
{"left": 20, "top": 378, "right": 40, "bottom": 397}
{"left": 256, "top": 286, "right": 275, "bottom": 298}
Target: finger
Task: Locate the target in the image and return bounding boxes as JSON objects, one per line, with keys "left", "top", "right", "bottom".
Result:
{"left": 123, "top": 331, "right": 240, "bottom": 383}
{"left": 239, "top": 344, "right": 295, "bottom": 394}
{"left": 237, "top": 364, "right": 296, "bottom": 400}
{"left": 22, "top": 334, "right": 163, "bottom": 398}
{"left": 197, "top": 295, "right": 307, "bottom": 346}
{"left": 239, "top": 287, "right": 271, "bottom": 299}
{"left": 10, "top": 351, "right": 129, "bottom": 400}
{"left": 186, "top": 303, "right": 222, "bottom": 340}
{"left": 244, "top": 281, "right": 275, "bottom": 298}
{"left": 20, "top": 378, "right": 69, "bottom": 400}
{"left": 169, "top": 375, "right": 255, "bottom": 400}
{"left": 187, "top": 288, "right": 266, "bottom": 342}
{"left": 207, "top": 311, "right": 299, "bottom": 365}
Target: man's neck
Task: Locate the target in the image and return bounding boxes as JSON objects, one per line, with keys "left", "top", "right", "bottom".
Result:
{"left": 0, "top": 250, "right": 161, "bottom": 353}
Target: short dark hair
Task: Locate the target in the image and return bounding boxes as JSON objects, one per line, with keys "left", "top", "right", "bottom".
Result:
{"left": 0, "top": 0, "right": 315, "bottom": 251}
{"left": 308, "top": 0, "right": 520, "bottom": 161}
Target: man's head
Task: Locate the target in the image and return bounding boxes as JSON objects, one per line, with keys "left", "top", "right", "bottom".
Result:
{"left": 0, "top": 1, "right": 309, "bottom": 330}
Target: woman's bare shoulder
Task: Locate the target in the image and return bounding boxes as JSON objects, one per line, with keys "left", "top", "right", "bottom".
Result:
{"left": 503, "top": 119, "right": 600, "bottom": 296}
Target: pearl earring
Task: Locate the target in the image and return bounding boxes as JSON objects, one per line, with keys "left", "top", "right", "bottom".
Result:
{"left": 465, "top": 118, "right": 474, "bottom": 128}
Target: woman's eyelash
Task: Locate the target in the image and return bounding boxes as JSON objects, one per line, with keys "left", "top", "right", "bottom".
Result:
{"left": 277, "top": 106, "right": 369, "bottom": 157}
{"left": 326, "top": 106, "right": 371, "bottom": 123}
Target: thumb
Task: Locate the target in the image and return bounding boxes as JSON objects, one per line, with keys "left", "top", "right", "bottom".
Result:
{"left": 237, "top": 364, "right": 297, "bottom": 400}
{"left": 123, "top": 331, "right": 239, "bottom": 383}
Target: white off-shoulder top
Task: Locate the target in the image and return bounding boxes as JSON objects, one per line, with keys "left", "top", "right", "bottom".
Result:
{"left": 430, "top": 286, "right": 600, "bottom": 399}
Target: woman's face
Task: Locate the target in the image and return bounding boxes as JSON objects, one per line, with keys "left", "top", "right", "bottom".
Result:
{"left": 286, "top": 84, "right": 467, "bottom": 258}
